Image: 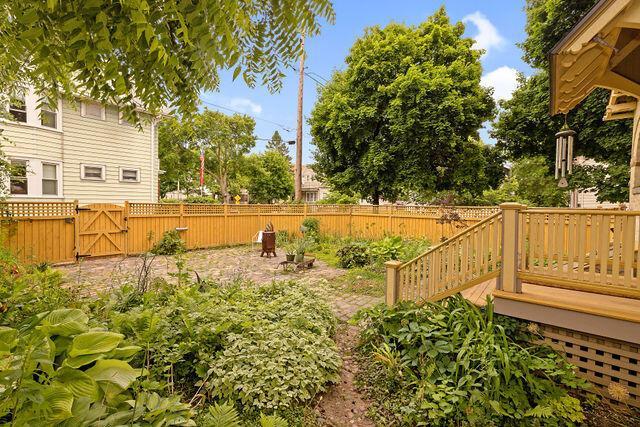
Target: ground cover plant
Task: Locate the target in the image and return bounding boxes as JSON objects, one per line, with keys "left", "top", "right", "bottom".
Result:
{"left": 354, "top": 295, "right": 590, "bottom": 426}
{"left": 97, "top": 280, "right": 341, "bottom": 423}
{"left": 0, "top": 239, "right": 341, "bottom": 425}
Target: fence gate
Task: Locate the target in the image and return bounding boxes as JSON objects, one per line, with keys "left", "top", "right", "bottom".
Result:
{"left": 77, "top": 203, "right": 127, "bottom": 258}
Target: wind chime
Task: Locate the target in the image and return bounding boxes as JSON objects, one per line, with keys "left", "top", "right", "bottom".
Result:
{"left": 555, "top": 117, "right": 576, "bottom": 188}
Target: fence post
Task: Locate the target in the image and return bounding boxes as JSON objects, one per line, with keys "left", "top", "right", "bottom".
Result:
{"left": 179, "top": 203, "right": 184, "bottom": 229}
{"left": 73, "top": 199, "right": 80, "bottom": 260}
{"left": 303, "top": 203, "right": 308, "bottom": 218}
{"left": 385, "top": 260, "right": 403, "bottom": 305}
{"left": 123, "top": 201, "right": 130, "bottom": 256}
{"left": 499, "top": 202, "right": 526, "bottom": 293}
{"left": 349, "top": 205, "right": 353, "bottom": 237}
{"left": 223, "top": 204, "right": 228, "bottom": 245}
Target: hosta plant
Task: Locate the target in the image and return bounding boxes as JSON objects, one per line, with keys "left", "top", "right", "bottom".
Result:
{"left": 0, "top": 308, "right": 194, "bottom": 426}
{"left": 354, "top": 295, "right": 589, "bottom": 426}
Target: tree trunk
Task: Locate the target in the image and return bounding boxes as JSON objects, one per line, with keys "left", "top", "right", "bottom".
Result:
{"left": 372, "top": 189, "right": 380, "bottom": 205}
{"left": 219, "top": 174, "right": 229, "bottom": 204}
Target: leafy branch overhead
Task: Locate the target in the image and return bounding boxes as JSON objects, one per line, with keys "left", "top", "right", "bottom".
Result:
{"left": 0, "top": 0, "right": 335, "bottom": 118}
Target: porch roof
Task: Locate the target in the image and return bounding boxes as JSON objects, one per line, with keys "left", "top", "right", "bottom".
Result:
{"left": 550, "top": 0, "right": 640, "bottom": 115}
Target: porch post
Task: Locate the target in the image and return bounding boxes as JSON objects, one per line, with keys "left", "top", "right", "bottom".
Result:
{"left": 499, "top": 203, "right": 526, "bottom": 293}
{"left": 629, "top": 107, "right": 640, "bottom": 211}
{"left": 385, "top": 260, "right": 402, "bottom": 305}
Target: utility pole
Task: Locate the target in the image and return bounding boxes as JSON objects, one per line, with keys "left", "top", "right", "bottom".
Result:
{"left": 295, "top": 33, "right": 305, "bottom": 201}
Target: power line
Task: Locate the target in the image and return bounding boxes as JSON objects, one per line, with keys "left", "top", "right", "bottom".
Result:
{"left": 287, "top": 64, "right": 327, "bottom": 87}
{"left": 200, "top": 99, "right": 295, "bottom": 133}
{"left": 307, "top": 71, "right": 329, "bottom": 83}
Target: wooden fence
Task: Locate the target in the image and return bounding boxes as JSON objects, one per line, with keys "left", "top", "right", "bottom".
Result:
{"left": 0, "top": 202, "right": 498, "bottom": 265}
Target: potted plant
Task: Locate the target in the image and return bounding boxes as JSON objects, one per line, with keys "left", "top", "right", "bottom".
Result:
{"left": 294, "top": 238, "right": 309, "bottom": 263}
{"left": 285, "top": 244, "right": 296, "bottom": 262}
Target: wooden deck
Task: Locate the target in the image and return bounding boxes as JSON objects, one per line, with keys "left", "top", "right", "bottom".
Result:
{"left": 462, "top": 279, "right": 640, "bottom": 344}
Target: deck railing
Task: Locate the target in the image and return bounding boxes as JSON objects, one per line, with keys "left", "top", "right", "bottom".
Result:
{"left": 519, "top": 208, "right": 639, "bottom": 298}
{"left": 387, "top": 212, "right": 502, "bottom": 303}
{"left": 386, "top": 203, "right": 640, "bottom": 305}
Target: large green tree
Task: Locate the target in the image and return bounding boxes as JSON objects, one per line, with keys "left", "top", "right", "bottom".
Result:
{"left": 158, "top": 117, "right": 199, "bottom": 197}
{"left": 310, "top": 8, "right": 495, "bottom": 204}
{"left": 265, "top": 130, "right": 291, "bottom": 162}
{"left": 242, "top": 151, "right": 294, "bottom": 203}
{"left": 0, "top": 0, "right": 334, "bottom": 119}
{"left": 158, "top": 109, "right": 255, "bottom": 202}
{"left": 481, "top": 156, "right": 568, "bottom": 207}
{"left": 491, "top": 0, "right": 632, "bottom": 203}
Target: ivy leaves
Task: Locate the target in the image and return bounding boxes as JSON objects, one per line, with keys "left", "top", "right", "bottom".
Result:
{"left": 0, "top": 0, "right": 335, "bottom": 118}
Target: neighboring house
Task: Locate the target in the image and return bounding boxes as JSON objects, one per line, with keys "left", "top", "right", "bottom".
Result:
{"left": 1, "top": 88, "right": 160, "bottom": 204}
{"left": 569, "top": 157, "right": 618, "bottom": 209}
{"left": 301, "top": 165, "right": 330, "bottom": 203}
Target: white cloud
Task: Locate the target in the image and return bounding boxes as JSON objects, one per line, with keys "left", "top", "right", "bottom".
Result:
{"left": 481, "top": 66, "right": 519, "bottom": 102}
{"left": 228, "top": 97, "right": 262, "bottom": 115}
{"left": 462, "top": 11, "right": 505, "bottom": 55}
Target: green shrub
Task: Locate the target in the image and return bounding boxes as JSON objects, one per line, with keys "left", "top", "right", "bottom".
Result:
{"left": 367, "top": 236, "right": 403, "bottom": 262}
{"left": 355, "top": 296, "right": 589, "bottom": 426}
{"left": 151, "top": 230, "right": 187, "bottom": 255}
{"left": 0, "top": 308, "right": 194, "bottom": 425}
{"left": 301, "top": 217, "right": 320, "bottom": 241}
{"left": 275, "top": 230, "right": 292, "bottom": 246}
{"left": 185, "top": 195, "right": 220, "bottom": 204}
{"left": 0, "top": 245, "right": 80, "bottom": 326}
{"left": 336, "top": 243, "right": 370, "bottom": 268}
{"left": 106, "top": 281, "right": 341, "bottom": 418}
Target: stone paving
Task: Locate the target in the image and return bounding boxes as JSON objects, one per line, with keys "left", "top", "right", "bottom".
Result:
{"left": 56, "top": 245, "right": 383, "bottom": 321}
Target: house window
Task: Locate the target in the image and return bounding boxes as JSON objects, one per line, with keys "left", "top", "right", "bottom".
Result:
{"left": 40, "top": 106, "right": 57, "bottom": 129}
{"left": 9, "top": 95, "right": 27, "bottom": 123}
{"left": 81, "top": 100, "right": 105, "bottom": 120}
{"left": 42, "top": 163, "right": 58, "bottom": 195}
{"left": 9, "top": 160, "right": 28, "bottom": 195}
{"left": 81, "top": 164, "right": 106, "bottom": 181}
{"left": 119, "top": 168, "right": 140, "bottom": 182}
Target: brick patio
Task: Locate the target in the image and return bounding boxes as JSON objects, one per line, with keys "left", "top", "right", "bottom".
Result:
{"left": 56, "top": 245, "right": 383, "bottom": 321}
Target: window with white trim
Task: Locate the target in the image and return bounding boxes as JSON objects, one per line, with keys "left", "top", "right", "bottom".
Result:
{"left": 40, "top": 106, "right": 57, "bottom": 129}
{"left": 5, "top": 89, "right": 61, "bottom": 130}
{"left": 9, "top": 95, "right": 27, "bottom": 123}
{"left": 7, "top": 159, "right": 62, "bottom": 198}
{"left": 81, "top": 164, "right": 106, "bottom": 181}
{"left": 41, "top": 163, "right": 58, "bottom": 195}
{"left": 119, "top": 167, "right": 140, "bottom": 183}
{"left": 81, "top": 100, "right": 105, "bottom": 120}
{"left": 9, "top": 160, "right": 28, "bottom": 195}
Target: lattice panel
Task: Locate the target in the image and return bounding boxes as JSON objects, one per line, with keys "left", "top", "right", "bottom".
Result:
{"left": 537, "top": 324, "right": 639, "bottom": 408}
{"left": 257, "top": 205, "right": 304, "bottom": 214}
{"left": 129, "top": 203, "right": 180, "bottom": 216}
{"left": 0, "top": 202, "right": 75, "bottom": 218}
{"left": 184, "top": 204, "right": 224, "bottom": 215}
{"left": 307, "top": 204, "right": 352, "bottom": 214}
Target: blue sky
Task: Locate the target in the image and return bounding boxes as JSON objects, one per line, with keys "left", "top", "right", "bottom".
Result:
{"left": 201, "top": 1, "right": 534, "bottom": 163}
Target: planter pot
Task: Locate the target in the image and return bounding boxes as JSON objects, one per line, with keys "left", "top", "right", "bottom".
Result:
{"left": 286, "top": 254, "right": 295, "bottom": 262}
{"left": 294, "top": 252, "right": 305, "bottom": 263}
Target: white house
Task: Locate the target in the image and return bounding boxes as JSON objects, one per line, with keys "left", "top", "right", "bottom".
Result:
{"left": 301, "top": 165, "right": 330, "bottom": 203}
{"left": 1, "top": 89, "right": 160, "bottom": 204}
